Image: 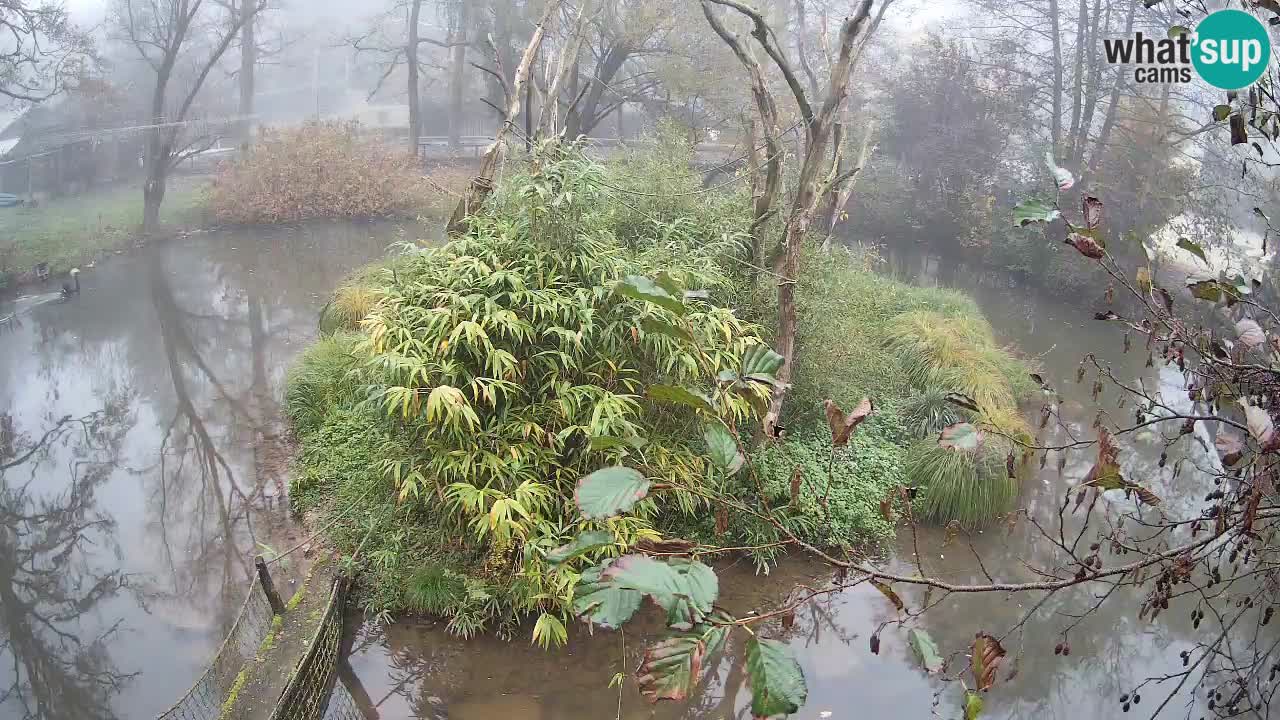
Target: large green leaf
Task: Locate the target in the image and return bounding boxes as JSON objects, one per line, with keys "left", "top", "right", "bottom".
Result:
{"left": 908, "top": 628, "right": 944, "bottom": 673}
{"left": 1187, "top": 278, "right": 1223, "bottom": 302}
{"left": 616, "top": 275, "right": 687, "bottom": 316}
{"left": 746, "top": 637, "right": 807, "bottom": 718}
{"left": 1214, "top": 104, "right": 1233, "bottom": 122}
{"left": 573, "top": 561, "right": 642, "bottom": 629}
{"left": 1176, "top": 237, "right": 1208, "bottom": 264}
{"left": 1012, "top": 200, "right": 1061, "bottom": 227}
{"left": 939, "top": 422, "right": 982, "bottom": 452}
{"left": 575, "top": 467, "right": 650, "bottom": 519}
{"left": 546, "top": 530, "right": 615, "bottom": 565}
{"left": 704, "top": 422, "right": 745, "bottom": 476}
{"left": 648, "top": 385, "right": 715, "bottom": 413}
{"left": 636, "top": 622, "right": 730, "bottom": 702}
{"left": 603, "top": 555, "right": 719, "bottom": 630}
{"left": 641, "top": 317, "right": 694, "bottom": 343}
{"left": 741, "top": 343, "right": 785, "bottom": 384}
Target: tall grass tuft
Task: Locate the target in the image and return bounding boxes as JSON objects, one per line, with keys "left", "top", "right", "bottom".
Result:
{"left": 284, "top": 332, "right": 363, "bottom": 434}
{"left": 906, "top": 440, "right": 1018, "bottom": 526}
{"left": 902, "top": 387, "right": 970, "bottom": 439}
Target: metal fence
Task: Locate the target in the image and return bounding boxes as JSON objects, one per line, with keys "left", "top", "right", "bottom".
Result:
{"left": 155, "top": 578, "right": 277, "bottom": 720}
{"left": 268, "top": 577, "right": 351, "bottom": 720}
{"left": 321, "top": 674, "right": 366, "bottom": 720}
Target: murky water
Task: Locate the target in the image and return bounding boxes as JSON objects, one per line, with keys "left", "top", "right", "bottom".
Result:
{"left": 341, "top": 248, "right": 1222, "bottom": 720}
{"left": 0, "top": 219, "right": 427, "bottom": 720}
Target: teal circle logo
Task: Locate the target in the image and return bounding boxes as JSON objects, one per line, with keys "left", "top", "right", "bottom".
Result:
{"left": 1192, "top": 9, "right": 1272, "bottom": 91}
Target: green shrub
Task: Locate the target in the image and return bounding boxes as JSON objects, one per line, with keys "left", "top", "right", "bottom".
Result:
{"left": 906, "top": 439, "right": 1018, "bottom": 526}
{"left": 902, "top": 387, "right": 971, "bottom": 439}
{"left": 284, "top": 333, "right": 363, "bottom": 435}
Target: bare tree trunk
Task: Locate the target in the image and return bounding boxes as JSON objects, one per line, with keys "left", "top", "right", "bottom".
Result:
{"left": 1067, "top": 0, "right": 1087, "bottom": 162}
{"left": 407, "top": 0, "right": 423, "bottom": 157}
{"left": 1086, "top": 0, "right": 1136, "bottom": 179}
{"left": 447, "top": 1, "right": 470, "bottom": 148}
{"left": 822, "top": 120, "right": 875, "bottom": 251}
{"left": 447, "top": 0, "right": 564, "bottom": 235}
{"left": 238, "top": 0, "right": 256, "bottom": 145}
{"left": 537, "top": 0, "right": 593, "bottom": 138}
{"left": 1048, "top": 0, "right": 1064, "bottom": 156}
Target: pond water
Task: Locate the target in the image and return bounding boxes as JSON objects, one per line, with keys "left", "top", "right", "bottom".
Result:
{"left": 0, "top": 225, "right": 1223, "bottom": 720}
{"left": 341, "top": 248, "right": 1222, "bottom": 720}
{"left": 0, "top": 219, "right": 426, "bottom": 720}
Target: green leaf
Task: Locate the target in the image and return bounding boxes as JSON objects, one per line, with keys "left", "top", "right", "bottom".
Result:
{"left": 647, "top": 384, "right": 715, "bottom": 413}
{"left": 704, "top": 422, "right": 745, "bottom": 476}
{"left": 636, "top": 622, "right": 729, "bottom": 702}
{"left": 616, "top": 275, "right": 687, "bottom": 316}
{"left": 603, "top": 555, "right": 719, "bottom": 630}
{"left": 589, "top": 435, "right": 629, "bottom": 452}
{"left": 717, "top": 369, "right": 741, "bottom": 385}
{"left": 1215, "top": 104, "right": 1233, "bottom": 122}
{"left": 653, "top": 271, "right": 684, "bottom": 297}
{"left": 1187, "top": 278, "right": 1223, "bottom": 302}
{"left": 641, "top": 317, "right": 694, "bottom": 343}
{"left": 742, "top": 343, "right": 785, "bottom": 378}
{"left": 746, "top": 637, "right": 807, "bottom": 718}
{"left": 546, "top": 530, "right": 615, "bottom": 565}
{"left": 964, "top": 690, "right": 984, "bottom": 720}
{"left": 575, "top": 467, "right": 650, "bottom": 519}
{"left": 1012, "top": 200, "right": 1061, "bottom": 227}
{"left": 1168, "top": 24, "right": 1188, "bottom": 38}
{"left": 574, "top": 560, "right": 643, "bottom": 629}
{"left": 1176, "top": 237, "right": 1208, "bottom": 264}
{"left": 908, "top": 628, "right": 944, "bottom": 673}
{"left": 939, "top": 422, "right": 982, "bottom": 452}
{"left": 1044, "top": 151, "right": 1074, "bottom": 191}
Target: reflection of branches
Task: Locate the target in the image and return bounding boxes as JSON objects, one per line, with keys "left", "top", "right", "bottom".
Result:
{"left": 0, "top": 405, "right": 136, "bottom": 720}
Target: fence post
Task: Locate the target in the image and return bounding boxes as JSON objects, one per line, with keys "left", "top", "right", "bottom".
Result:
{"left": 255, "top": 556, "right": 286, "bottom": 614}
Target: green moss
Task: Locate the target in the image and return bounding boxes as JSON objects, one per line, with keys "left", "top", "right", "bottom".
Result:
{"left": 218, "top": 667, "right": 251, "bottom": 720}
{"left": 255, "top": 614, "right": 284, "bottom": 658}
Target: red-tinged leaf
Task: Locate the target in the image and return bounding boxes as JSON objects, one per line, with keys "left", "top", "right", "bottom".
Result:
{"left": 1066, "top": 232, "right": 1105, "bottom": 259}
{"left": 637, "top": 632, "right": 709, "bottom": 702}
{"left": 1239, "top": 398, "right": 1277, "bottom": 451}
{"left": 879, "top": 497, "right": 894, "bottom": 522}
{"left": 1244, "top": 486, "right": 1262, "bottom": 534}
{"left": 824, "top": 397, "right": 874, "bottom": 447}
{"left": 1216, "top": 432, "right": 1245, "bottom": 467}
{"left": 1082, "top": 195, "right": 1103, "bottom": 229}
{"left": 939, "top": 422, "right": 982, "bottom": 452}
{"left": 871, "top": 580, "right": 905, "bottom": 613}
{"left": 1237, "top": 318, "right": 1266, "bottom": 349}
{"left": 1045, "top": 151, "right": 1074, "bottom": 191}
{"left": 972, "top": 632, "right": 1007, "bottom": 691}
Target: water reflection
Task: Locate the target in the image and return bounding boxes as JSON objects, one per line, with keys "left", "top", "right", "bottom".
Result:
{"left": 0, "top": 219, "right": 420, "bottom": 718}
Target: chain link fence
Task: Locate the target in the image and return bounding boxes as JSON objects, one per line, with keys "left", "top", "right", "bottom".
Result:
{"left": 268, "top": 577, "right": 350, "bottom": 720}
{"left": 321, "top": 675, "right": 366, "bottom": 720}
{"left": 155, "top": 579, "right": 277, "bottom": 720}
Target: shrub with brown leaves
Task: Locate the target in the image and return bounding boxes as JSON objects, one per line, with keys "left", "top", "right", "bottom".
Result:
{"left": 209, "top": 121, "right": 435, "bottom": 224}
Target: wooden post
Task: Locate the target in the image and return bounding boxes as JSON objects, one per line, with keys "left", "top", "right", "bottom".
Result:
{"left": 255, "top": 555, "right": 286, "bottom": 614}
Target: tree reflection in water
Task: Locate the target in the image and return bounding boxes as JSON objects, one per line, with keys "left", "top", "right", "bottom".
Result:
{"left": 0, "top": 400, "right": 136, "bottom": 720}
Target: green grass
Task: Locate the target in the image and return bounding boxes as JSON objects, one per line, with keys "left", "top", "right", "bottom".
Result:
{"left": 907, "top": 440, "right": 1019, "bottom": 527}
{"left": 0, "top": 178, "right": 208, "bottom": 283}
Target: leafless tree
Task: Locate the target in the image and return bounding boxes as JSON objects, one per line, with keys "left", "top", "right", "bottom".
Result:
{"left": 0, "top": 2, "right": 93, "bottom": 103}
{"left": 113, "top": 0, "right": 264, "bottom": 233}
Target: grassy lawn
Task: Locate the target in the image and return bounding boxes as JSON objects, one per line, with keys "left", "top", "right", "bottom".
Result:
{"left": 0, "top": 177, "right": 209, "bottom": 285}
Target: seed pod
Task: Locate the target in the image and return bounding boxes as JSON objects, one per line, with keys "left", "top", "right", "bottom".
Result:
{"left": 1062, "top": 642, "right": 1071, "bottom": 656}
{"left": 1054, "top": 642, "right": 1063, "bottom": 655}
{"left": 1133, "top": 694, "right": 1140, "bottom": 705}
{"left": 869, "top": 633, "right": 880, "bottom": 655}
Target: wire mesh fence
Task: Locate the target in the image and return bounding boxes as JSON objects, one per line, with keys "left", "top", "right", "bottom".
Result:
{"left": 321, "top": 674, "right": 367, "bottom": 720}
{"left": 269, "top": 577, "right": 350, "bottom": 720}
{"left": 155, "top": 579, "right": 277, "bottom": 720}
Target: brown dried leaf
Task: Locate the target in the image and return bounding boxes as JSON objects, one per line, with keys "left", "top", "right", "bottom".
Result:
{"left": 788, "top": 466, "right": 803, "bottom": 506}
{"left": 871, "top": 580, "right": 905, "bottom": 613}
{"left": 1082, "top": 195, "right": 1103, "bottom": 229}
{"left": 879, "top": 497, "right": 894, "bottom": 523}
{"left": 1216, "top": 432, "right": 1245, "bottom": 467}
{"left": 1066, "top": 232, "right": 1105, "bottom": 259}
{"left": 825, "top": 398, "right": 874, "bottom": 447}
{"left": 971, "top": 632, "right": 1007, "bottom": 691}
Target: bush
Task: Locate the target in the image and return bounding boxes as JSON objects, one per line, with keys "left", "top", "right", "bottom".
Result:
{"left": 289, "top": 147, "right": 768, "bottom": 632}
{"left": 209, "top": 121, "right": 437, "bottom": 224}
